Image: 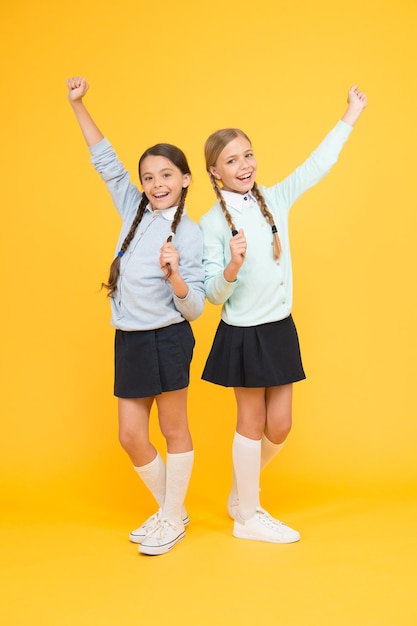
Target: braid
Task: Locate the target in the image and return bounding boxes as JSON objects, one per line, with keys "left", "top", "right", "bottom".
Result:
{"left": 164, "top": 187, "right": 188, "bottom": 279}
{"left": 252, "top": 183, "right": 282, "bottom": 259}
{"left": 209, "top": 172, "right": 236, "bottom": 233}
{"left": 204, "top": 127, "right": 281, "bottom": 257}
{"left": 102, "top": 195, "right": 148, "bottom": 297}
{"left": 170, "top": 187, "right": 188, "bottom": 235}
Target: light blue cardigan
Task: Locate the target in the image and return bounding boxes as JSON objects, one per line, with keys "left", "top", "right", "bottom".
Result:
{"left": 89, "top": 138, "right": 205, "bottom": 331}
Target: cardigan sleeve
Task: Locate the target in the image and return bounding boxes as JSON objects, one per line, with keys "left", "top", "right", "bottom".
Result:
{"left": 268, "top": 120, "right": 353, "bottom": 213}
{"left": 89, "top": 138, "right": 142, "bottom": 220}
{"left": 172, "top": 221, "right": 206, "bottom": 321}
{"left": 200, "top": 207, "right": 237, "bottom": 305}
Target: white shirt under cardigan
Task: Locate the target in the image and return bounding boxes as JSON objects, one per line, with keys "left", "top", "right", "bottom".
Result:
{"left": 200, "top": 120, "right": 353, "bottom": 327}
{"left": 89, "top": 138, "right": 205, "bottom": 332}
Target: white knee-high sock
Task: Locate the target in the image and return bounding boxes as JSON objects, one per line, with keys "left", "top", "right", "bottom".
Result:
{"left": 232, "top": 432, "right": 261, "bottom": 520}
{"left": 261, "top": 433, "right": 286, "bottom": 469}
{"left": 162, "top": 450, "right": 194, "bottom": 525}
{"left": 229, "top": 434, "right": 286, "bottom": 506}
{"left": 133, "top": 451, "right": 166, "bottom": 508}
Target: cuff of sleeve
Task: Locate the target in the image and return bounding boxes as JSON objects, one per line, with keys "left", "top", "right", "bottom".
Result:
{"left": 173, "top": 290, "right": 190, "bottom": 303}
{"left": 89, "top": 137, "right": 111, "bottom": 156}
{"left": 222, "top": 275, "right": 237, "bottom": 286}
{"left": 337, "top": 119, "right": 354, "bottom": 134}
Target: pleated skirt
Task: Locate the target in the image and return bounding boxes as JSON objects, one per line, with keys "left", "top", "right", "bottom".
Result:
{"left": 202, "top": 315, "right": 305, "bottom": 388}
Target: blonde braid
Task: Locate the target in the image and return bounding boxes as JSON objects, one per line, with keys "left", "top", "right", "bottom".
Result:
{"left": 252, "top": 183, "right": 282, "bottom": 259}
{"left": 208, "top": 172, "right": 237, "bottom": 234}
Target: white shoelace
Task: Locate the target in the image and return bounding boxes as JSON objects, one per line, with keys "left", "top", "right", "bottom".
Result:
{"left": 256, "top": 507, "right": 285, "bottom": 527}
{"left": 145, "top": 518, "right": 180, "bottom": 540}
{"left": 256, "top": 510, "right": 285, "bottom": 530}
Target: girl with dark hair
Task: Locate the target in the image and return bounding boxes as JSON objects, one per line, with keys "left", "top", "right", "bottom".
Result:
{"left": 200, "top": 85, "right": 367, "bottom": 544}
{"left": 67, "top": 76, "right": 205, "bottom": 556}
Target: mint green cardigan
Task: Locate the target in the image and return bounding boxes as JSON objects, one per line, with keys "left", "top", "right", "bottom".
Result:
{"left": 200, "top": 121, "right": 353, "bottom": 327}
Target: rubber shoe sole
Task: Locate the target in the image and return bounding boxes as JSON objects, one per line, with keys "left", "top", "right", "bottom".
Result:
{"left": 233, "top": 509, "right": 300, "bottom": 544}
{"left": 139, "top": 519, "right": 186, "bottom": 556}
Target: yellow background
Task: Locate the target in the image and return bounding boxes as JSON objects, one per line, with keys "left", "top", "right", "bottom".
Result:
{"left": 1, "top": 0, "right": 417, "bottom": 624}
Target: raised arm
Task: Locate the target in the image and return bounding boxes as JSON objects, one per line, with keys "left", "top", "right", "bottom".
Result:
{"left": 66, "top": 76, "right": 104, "bottom": 147}
{"left": 341, "top": 84, "right": 367, "bottom": 127}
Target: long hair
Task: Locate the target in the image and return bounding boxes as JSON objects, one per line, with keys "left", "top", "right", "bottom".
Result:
{"left": 102, "top": 144, "right": 191, "bottom": 296}
{"left": 204, "top": 128, "right": 281, "bottom": 258}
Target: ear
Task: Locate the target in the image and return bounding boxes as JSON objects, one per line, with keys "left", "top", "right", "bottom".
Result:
{"left": 209, "top": 166, "right": 221, "bottom": 180}
{"left": 182, "top": 173, "right": 191, "bottom": 188}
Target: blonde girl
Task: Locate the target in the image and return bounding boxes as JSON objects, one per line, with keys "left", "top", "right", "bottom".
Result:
{"left": 200, "top": 85, "right": 367, "bottom": 543}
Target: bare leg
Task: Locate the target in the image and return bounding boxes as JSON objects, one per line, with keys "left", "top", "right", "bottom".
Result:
{"left": 265, "top": 384, "right": 293, "bottom": 444}
{"left": 118, "top": 396, "right": 155, "bottom": 466}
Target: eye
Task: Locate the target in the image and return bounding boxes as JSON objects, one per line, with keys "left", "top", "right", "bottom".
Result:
{"left": 227, "top": 158, "right": 236, "bottom": 164}
{"left": 143, "top": 175, "right": 152, "bottom": 182}
{"left": 246, "top": 152, "right": 254, "bottom": 158}
{"left": 163, "top": 173, "right": 171, "bottom": 178}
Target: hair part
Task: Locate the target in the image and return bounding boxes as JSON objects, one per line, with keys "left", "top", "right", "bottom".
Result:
{"left": 139, "top": 143, "right": 191, "bottom": 183}
{"left": 204, "top": 128, "right": 251, "bottom": 174}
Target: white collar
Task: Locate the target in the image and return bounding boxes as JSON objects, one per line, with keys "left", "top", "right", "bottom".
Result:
{"left": 221, "top": 189, "right": 256, "bottom": 213}
{"left": 145, "top": 204, "right": 186, "bottom": 221}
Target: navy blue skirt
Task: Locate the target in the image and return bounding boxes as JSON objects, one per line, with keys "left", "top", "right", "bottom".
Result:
{"left": 202, "top": 315, "right": 305, "bottom": 388}
{"left": 114, "top": 321, "right": 195, "bottom": 398}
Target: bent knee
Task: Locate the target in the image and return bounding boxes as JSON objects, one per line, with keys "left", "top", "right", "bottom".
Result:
{"left": 118, "top": 427, "right": 143, "bottom": 454}
{"left": 160, "top": 423, "right": 190, "bottom": 444}
{"left": 266, "top": 418, "right": 292, "bottom": 444}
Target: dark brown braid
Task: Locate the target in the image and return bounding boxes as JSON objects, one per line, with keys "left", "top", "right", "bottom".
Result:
{"left": 164, "top": 186, "right": 188, "bottom": 279}
{"left": 140, "top": 144, "right": 191, "bottom": 279}
{"left": 103, "top": 142, "right": 191, "bottom": 295}
{"left": 171, "top": 187, "right": 188, "bottom": 235}
{"left": 102, "top": 195, "right": 148, "bottom": 297}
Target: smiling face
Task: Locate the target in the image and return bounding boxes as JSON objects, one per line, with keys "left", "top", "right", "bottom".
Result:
{"left": 209, "top": 134, "right": 257, "bottom": 194}
{"left": 139, "top": 155, "right": 191, "bottom": 211}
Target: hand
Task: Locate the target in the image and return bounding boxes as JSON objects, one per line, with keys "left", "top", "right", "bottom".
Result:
{"left": 347, "top": 84, "right": 367, "bottom": 111}
{"left": 66, "top": 76, "right": 89, "bottom": 102}
{"left": 223, "top": 228, "right": 246, "bottom": 282}
{"left": 160, "top": 238, "right": 180, "bottom": 276}
{"left": 342, "top": 85, "right": 367, "bottom": 126}
{"left": 230, "top": 228, "right": 247, "bottom": 266}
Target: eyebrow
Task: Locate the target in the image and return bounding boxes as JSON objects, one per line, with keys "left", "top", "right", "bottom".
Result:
{"left": 223, "top": 149, "right": 252, "bottom": 160}
{"left": 141, "top": 167, "right": 175, "bottom": 176}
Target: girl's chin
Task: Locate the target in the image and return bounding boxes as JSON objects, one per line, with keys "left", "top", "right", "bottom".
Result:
{"left": 224, "top": 183, "right": 253, "bottom": 194}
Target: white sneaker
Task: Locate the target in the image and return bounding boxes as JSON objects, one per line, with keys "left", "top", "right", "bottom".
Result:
{"left": 233, "top": 508, "right": 300, "bottom": 544}
{"left": 139, "top": 518, "right": 186, "bottom": 555}
{"left": 129, "top": 509, "right": 189, "bottom": 544}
